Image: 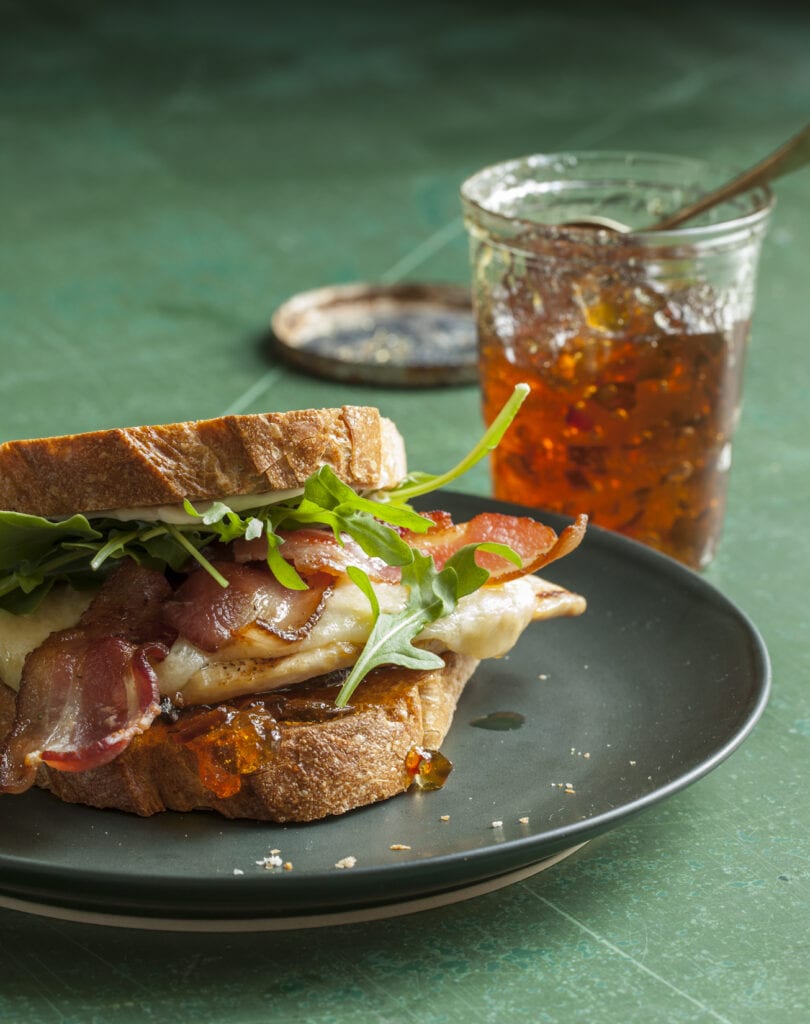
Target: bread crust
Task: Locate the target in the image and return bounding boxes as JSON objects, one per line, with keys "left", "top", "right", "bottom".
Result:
{"left": 0, "top": 407, "right": 405, "bottom": 517}
{"left": 0, "top": 653, "right": 478, "bottom": 821}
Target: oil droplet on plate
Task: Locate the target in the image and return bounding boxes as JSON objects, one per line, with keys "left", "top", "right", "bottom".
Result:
{"left": 469, "top": 711, "right": 525, "bottom": 731}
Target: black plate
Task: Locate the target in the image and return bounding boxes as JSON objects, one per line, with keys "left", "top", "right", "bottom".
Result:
{"left": 0, "top": 493, "right": 770, "bottom": 924}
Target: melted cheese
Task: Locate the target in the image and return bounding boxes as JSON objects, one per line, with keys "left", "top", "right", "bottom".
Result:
{"left": 0, "top": 574, "right": 584, "bottom": 706}
{"left": 158, "top": 575, "right": 581, "bottom": 706}
{"left": 95, "top": 488, "right": 305, "bottom": 524}
{"left": 0, "top": 587, "right": 94, "bottom": 690}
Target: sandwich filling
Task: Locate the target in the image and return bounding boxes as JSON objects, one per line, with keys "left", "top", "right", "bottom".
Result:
{"left": 0, "top": 509, "right": 586, "bottom": 794}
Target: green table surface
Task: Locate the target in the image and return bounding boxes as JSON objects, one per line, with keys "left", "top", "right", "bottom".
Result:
{"left": 1, "top": 3, "right": 808, "bottom": 1022}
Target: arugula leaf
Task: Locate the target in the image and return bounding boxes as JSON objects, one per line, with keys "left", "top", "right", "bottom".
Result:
{"left": 303, "top": 467, "right": 430, "bottom": 532}
{"left": 442, "top": 541, "right": 522, "bottom": 598}
{"left": 0, "top": 512, "right": 101, "bottom": 571}
{"left": 335, "top": 556, "right": 447, "bottom": 706}
{"left": 182, "top": 499, "right": 249, "bottom": 543}
{"left": 274, "top": 466, "right": 429, "bottom": 567}
{"left": 334, "top": 541, "right": 522, "bottom": 707}
{"left": 244, "top": 517, "right": 263, "bottom": 541}
{"left": 334, "top": 510, "right": 414, "bottom": 566}
{"left": 165, "top": 524, "right": 230, "bottom": 588}
{"left": 0, "top": 568, "right": 49, "bottom": 599}
{"left": 125, "top": 530, "right": 204, "bottom": 574}
{"left": 265, "top": 535, "right": 308, "bottom": 591}
{"left": 0, "top": 577, "right": 57, "bottom": 613}
{"left": 385, "top": 382, "right": 529, "bottom": 504}
{"left": 89, "top": 528, "right": 143, "bottom": 571}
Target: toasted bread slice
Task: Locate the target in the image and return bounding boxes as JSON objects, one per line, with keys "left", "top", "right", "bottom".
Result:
{"left": 0, "top": 653, "right": 477, "bottom": 821}
{"left": 0, "top": 406, "right": 406, "bottom": 517}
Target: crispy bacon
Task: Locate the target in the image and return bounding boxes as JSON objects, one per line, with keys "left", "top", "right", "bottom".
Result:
{"left": 235, "top": 513, "right": 585, "bottom": 587}
{"left": 0, "top": 562, "right": 173, "bottom": 793}
{"left": 162, "top": 562, "right": 334, "bottom": 652}
{"left": 403, "top": 511, "right": 588, "bottom": 583}
{"left": 233, "top": 529, "right": 400, "bottom": 583}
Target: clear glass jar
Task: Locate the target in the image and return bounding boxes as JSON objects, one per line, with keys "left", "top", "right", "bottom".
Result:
{"left": 461, "top": 152, "right": 773, "bottom": 569}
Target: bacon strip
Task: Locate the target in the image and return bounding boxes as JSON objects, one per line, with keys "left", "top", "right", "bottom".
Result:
{"left": 0, "top": 562, "right": 174, "bottom": 793}
{"left": 236, "top": 514, "right": 585, "bottom": 587}
{"left": 403, "top": 511, "right": 588, "bottom": 583}
{"left": 234, "top": 530, "right": 400, "bottom": 583}
{"left": 162, "top": 562, "right": 334, "bottom": 652}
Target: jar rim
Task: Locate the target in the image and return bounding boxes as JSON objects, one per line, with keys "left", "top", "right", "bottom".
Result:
{"left": 460, "top": 150, "right": 774, "bottom": 246}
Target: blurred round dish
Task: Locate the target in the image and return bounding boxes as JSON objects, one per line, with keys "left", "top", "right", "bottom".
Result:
{"left": 271, "top": 282, "right": 477, "bottom": 387}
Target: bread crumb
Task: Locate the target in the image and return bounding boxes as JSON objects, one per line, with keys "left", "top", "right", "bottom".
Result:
{"left": 440, "top": 814, "right": 450, "bottom": 821}
{"left": 490, "top": 820, "right": 503, "bottom": 828}
{"left": 233, "top": 868, "right": 244, "bottom": 876}
{"left": 629, "top": 760, "right": 637, "bottom": 766}
{"left": 283, "top": 861, "right": 294, "bottom": 871}
{"left": 389, "top": 844, "right": 411, "bottom": 851}
{"left": 519, "top": 816, "right": 529, "bottom": 825}
{"left": 335, "top": 856, "right": 357, "bottom": 869}
{"left": 256, "top": 854, "right": 283, "bottom": 869}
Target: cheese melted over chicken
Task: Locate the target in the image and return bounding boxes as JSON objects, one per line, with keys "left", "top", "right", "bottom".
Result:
{"left": 0, "top": 576, "right": 584, "bottom": 707}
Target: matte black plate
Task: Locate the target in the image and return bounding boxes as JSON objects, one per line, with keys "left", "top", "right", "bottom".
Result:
{"left": 0, "top": 493, "right": 770, "bottom": 923}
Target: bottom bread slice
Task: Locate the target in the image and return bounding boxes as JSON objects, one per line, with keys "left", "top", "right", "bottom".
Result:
{"left": 0, "top": 652, "right": 479, "bottom": 821}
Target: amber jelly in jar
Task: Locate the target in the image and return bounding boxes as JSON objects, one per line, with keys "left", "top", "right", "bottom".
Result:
{"left": 461, "top": 151, "right": 772, "bottom": 569}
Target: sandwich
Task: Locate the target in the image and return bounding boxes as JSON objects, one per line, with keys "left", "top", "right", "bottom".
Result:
{"left": 0, "top": 388, "right": 586, "bottom": 821}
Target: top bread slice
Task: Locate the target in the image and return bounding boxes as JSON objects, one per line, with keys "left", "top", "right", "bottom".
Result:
{"left": 0, "top": 406, "right": 406, "bottom": 517}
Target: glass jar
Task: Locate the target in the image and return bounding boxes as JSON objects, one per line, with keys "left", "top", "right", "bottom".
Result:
{"left": 461, "top": 152, "right": 773, "bottom": 569}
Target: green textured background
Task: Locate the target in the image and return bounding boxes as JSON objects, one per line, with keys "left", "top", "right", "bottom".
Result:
{"left": 1, "top": 2, "right": 808, "bottom": 1021}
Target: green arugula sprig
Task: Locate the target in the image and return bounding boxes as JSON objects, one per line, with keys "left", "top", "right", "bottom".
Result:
{"left": 280, "top": 466, "right": 432, "bottom": 566}
{"left": 382, "top": 382, "right": 529, "bottom": 504}
{"left": 336, "top": 541, "right": 521, "bottom": 706}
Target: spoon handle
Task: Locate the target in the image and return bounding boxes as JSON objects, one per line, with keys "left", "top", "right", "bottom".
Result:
{"left": 649, "top": 122, "right": 810, "bottom": 231}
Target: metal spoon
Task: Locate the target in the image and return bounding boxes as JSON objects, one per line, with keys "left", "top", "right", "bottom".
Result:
{"left": 568, "top": 121, "right": 810, "bottom": 233}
